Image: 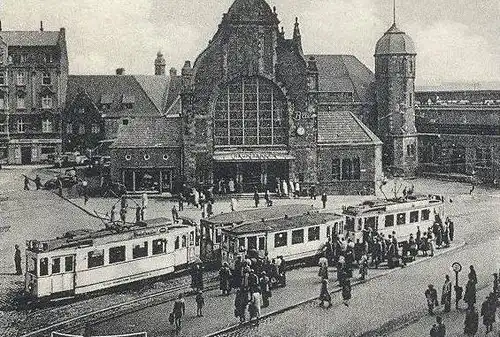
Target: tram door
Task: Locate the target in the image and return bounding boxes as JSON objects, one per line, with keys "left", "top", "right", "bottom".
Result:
{"left": 51, "top": 255, "right": 76, "bottom": 295}
{"left": 187, "top": 231, "right": 196, "bottom": 262}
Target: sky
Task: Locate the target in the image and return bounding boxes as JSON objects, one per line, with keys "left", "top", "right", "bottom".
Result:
{"left": 1, "top": 0, "right": 499, "bottom": 86}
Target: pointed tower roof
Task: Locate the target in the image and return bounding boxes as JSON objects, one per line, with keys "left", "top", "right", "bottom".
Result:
{"left": 224, "top": 0, "right": 278, "bottom": 24}
{"left": 375, "top": 1, "right": 415, "bottom": 56}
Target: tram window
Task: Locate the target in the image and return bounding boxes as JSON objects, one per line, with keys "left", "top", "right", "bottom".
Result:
{"left": 40, "top": 257, "right": 49, "bottom": 276}
{"left": 410, "top": 211, "right": 419, "bottom": 223}
{"left": 421, "top": 209, "right": 430, "bottom": 221}
{"left": 215, "top": 229, "right": 222, "bottom": 243}
{"left": 292, "top": 229, "right": 304, "bottom": 244}
{"left": 52, "top": 257, "right": 61, "bottom": 274}
{"left": 365, "top": 217, "right": 376, "bottom": 230}
{"left": 247, "top": 237, "right": 257, "bottom": 250}
{"left": 357, "top": 219, "right": 363, "bottom": 231}
{"left": 109, "top": 246, "right": 126, "bottom": 263}
{"left": 153, "top": 239, "right": 166, "bottom": 255}
{"left": 190, "top": 232, "right": 195, "bottom": 246}
{"left": 345, "top": 217, "right": 355, "bottom": 232}
{"left": 397, "top": 213, "right": 406, "bottom": 225}
{"left": 308, "top": 227, "right": 320, "bottom": 242}
{"left": 133, "top": 241, "right": 148, "bottom": 259}
{"left": 385, "top": 215, "right": 394, "bottom": 227}
{"left": 238, "top": 238, "right": 245, "bottom": 250}
{"left": 258, "top": 237, "right": 265, "bottom": 250}
{"left": 28, "top": 257, "right": 37, "bottom": 274}
{"left": 327, "top": 226, "right": 331, "bottom": 238}
{"left": 274, "top": 232, "right": 288, "bottom": 248}
{"left": 65, "top": 256, "right": 74, "bottom": 272}
{"left": 175, "top": 236, "right": 180, "bottom": 249}
{"left": 88, "top": 250, "right": 104, "bottom": 268}
{"left": 181, "top": 235, "right": 187, "bottom": 248}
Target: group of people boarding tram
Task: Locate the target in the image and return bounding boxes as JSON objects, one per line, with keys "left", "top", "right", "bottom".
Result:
{"left": 218, "top": 254, "right": 286, "bottom": 323}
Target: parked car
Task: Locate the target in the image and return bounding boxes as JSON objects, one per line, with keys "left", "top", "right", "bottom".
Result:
{"left": 43, "top": 175, "right": 77, "bottom": 190}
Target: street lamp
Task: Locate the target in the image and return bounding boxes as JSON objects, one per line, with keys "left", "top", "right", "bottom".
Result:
{"left": 452, "top": 262, "right": 463, "bottom": 309}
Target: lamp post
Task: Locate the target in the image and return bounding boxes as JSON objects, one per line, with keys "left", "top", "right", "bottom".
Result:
{"left": 452, "top": 262, "right": 463, "bottom": 309}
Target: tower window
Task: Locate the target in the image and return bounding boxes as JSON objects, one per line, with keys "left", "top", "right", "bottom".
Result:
{"left": 17, "top": 95, "right": 25, "bottom": 109}
{"left": 42, "top": 72, "right": 51, "bottom": 85}
{"left": 41, "top": 94, "right": 53, "bottom": 109}
{"left": 42, "top": 119, "right": 53, "bottom": 133}
{"left": 17, "top": 118, "right": 26, "bottom": 133}
{"left": 17, "top": 71, "right": 26, "bottom": 85}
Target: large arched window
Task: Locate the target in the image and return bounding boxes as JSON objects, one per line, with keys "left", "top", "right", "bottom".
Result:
{"left": 214, "top": 77, "right": 287, "bottom": 146}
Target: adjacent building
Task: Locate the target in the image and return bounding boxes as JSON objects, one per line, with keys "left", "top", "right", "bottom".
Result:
{"left": 0, "top": 23, "right": 68, "bottom": 164}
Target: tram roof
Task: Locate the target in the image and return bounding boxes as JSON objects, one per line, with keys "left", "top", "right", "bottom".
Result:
{"left": 342, "top": 194, "right": 442, "bottom": 216}
{"left": 223, "top": 212, "right": 342, "bottom": 235}
{"left": 27, "top": 217, "right": 189, "bottom": 253}
{"left": 201, "top": 204, "right": 315, "bottom": 226}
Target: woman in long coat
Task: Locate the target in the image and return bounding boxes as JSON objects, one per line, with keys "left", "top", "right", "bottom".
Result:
{"left": 219, "top": 263, "right": 232, "bottom": 295}
{"left": 464, "top": 276, "right": 477, "bottom": 310}
{"left": 234, "top": 289, "right": 248, "bottom": 323}
{"left": 464, "top": 305, "right": 479, "bottom": 336}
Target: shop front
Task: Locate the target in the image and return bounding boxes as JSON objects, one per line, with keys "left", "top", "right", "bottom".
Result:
{"left": 121, "top": 167, "right": 175, "bottom": 193}
{"left": 213, "top": 151, "right": 293, "bottom": 193}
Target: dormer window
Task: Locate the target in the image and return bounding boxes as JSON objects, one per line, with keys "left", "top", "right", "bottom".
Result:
{"left": 122, "top": 94, "right": 135, "bottom": 109}
{"left": 41, "top": 94, "right": 53, "bottom": 109}
{"left": 42, "top": 72, "right": 51, "bottom": 85}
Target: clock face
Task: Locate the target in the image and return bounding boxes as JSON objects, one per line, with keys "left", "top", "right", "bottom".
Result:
{"left": 296, "top": 126, "right": 305, "bottom": 136}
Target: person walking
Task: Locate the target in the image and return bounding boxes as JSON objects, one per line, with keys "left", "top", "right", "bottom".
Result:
{"left": 234, "top": 289, "right": 248, "bottom": 324}
{"left": 464, "top": 275, "right": 477, "bottom": 311}
{"left": 172, "top": 205, "right": 179, "bottom": 224}
{"left": 464, "top": 305, "right": 479, "bottom": 336}
{"left": 318, "top": 254, "right": 329, "bottom": 280}
{"left": 23, "top": 176, "right": 30, "bottom": 190}
{"left": 430, "top": 316, "right": 446, "bottom": 337}
{"left": 319, "top": 279, "right": 332, "bottom": 308}
{"left": 260, "top": 271, "right": 271, "bottom": 308}
{"left": 178, "top": 194, "right": 184, "bottom": 211}
{"left": 441, "top": 275, "right": 452, "bottom": 312}
{"left": 480, "top": 293, "right": 496, "bottom": 333}
{"left": 248, "top": 290, "right": 261, "bottom": 321}
{"left": 135, "top": 206, "right": 142, "bottom": 224}
{"left": 264, "top": 190, "right": 272, "bottom": 207}
{"left": 219, "top": 262, "right": 232, "bottom": 295}
{"left": 425, "top": 284, "right": 439, "bottom": 315}
{"left": 110, "top": 205, "right": 117, "bottom": 223}
{"left": 14, "top": 245, "right": 22, "bottom": 275}
{"left": 120, "top": 206, "right": 127, "bottom": 224}
{"left": 195, "top": 290, "right": 205, "bottom": 317}
{"left": 253, "top": 188, "right": 260, "bottom": 208}
{"left": 172, "top": 294, "right": 185, "bottom": 333}
{"left": 341, "top": 278, "right": 352, "bottom": 307}
{"left": 359, "top": 253, "right": 368, "bottom": 280}
{"left": 493, "top": 273, "right": 499, "bottom": 299}
{"left": 321, "top": 193, "right": 327, "bottom": 209}
{"left": 141, "top": 192, "right": 148, "bottom": 210}
{"left": 34, "top": 175, "right": 42, "bottom": 190}
{"left": 468, "top": 265, "right": 477, "bottom": 285}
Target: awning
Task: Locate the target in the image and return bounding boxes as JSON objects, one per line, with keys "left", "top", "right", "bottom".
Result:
{"left": 213, "top": 151, "right": 295, "bottom": 162}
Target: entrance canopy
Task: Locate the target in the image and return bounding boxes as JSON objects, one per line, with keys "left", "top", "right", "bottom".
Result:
{"left": 213, "top": 151, "right": 294, "bottom": 162}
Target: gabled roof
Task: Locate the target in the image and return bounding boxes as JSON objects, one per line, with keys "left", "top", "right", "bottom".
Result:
{"left": 317, "top": 110, "right": 382, "bottom": 145}
{"left": 66, "top": 75, "right": 178, "bottom": 118}
{"left": 306, "top": 54, "right": 375, "bottom": 102}
{"left": 110, "top": 117, "right": 181, "bottom": 149}
{"left": 0, "top": 31, "right": 60, "bottom": 46}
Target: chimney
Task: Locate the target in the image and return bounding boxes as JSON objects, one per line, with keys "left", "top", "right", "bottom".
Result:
{"left": 116, "top": 68, "right": 125, "bottom": 75}
{"left": 40, "top": 21, "right": 44, "bottom": 32}
{"left": 170, "top": 67, "right": 177, "bottom": 77}
{"left": 154, "top": 51, "right": 166, "bottom": 76}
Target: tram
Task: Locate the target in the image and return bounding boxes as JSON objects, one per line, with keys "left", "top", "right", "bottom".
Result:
{"left": 342, "top": 194, "right": 444, "bottom": 244}
{"left": 200, "top": 204, "right": 314, "bottom": 263}
{"left": 220, "top": 211, "right": 344, "bottom": 267}
{"left": 25, "top": 218, "right": 199, "bottom": 299}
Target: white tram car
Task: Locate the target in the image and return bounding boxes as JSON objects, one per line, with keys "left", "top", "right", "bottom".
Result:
{"left": 221, "top": 211, "right": 344, "bottom": 267}
{"left": 343, "top": 194, "right": 445, "bottom": 244}
{"left": 25, "top": 218, "right": 199, "bottom": 299}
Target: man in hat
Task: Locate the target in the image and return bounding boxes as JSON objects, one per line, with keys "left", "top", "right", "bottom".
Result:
{"left": 14, "top": 245, "right": 22, "bottom": 275}
{"left": 425, "top": 284, "right": 439, "bottom": 315}
{"left": 441, "top": 275, "right": 452, "bottom": 312}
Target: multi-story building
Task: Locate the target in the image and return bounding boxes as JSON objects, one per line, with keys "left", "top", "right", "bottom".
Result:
{"left": 416, "top": 88, "right": 500, "bottom": 184}
{"left": 0, "top": 23, "right": 68, "bottom": 164}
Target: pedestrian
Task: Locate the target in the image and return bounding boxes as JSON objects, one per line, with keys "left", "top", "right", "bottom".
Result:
{"left": 319, "top": 279, "right": 332, "bottom": 308}
{"left": 480, "top": 293, "right": 496, "bottom": 333}
{"left": 425, "top": 284, "right": 439, "bottom": 315}
{"left": 321, "top": 192, "right": 327, "bottom": 209}
{"left": 178, "top": 194, "right": 184, "bottom": 211}
{"left": 110, "top": 205, "right": 117, "bottom": 223}
{"left": 34, "top": 175, "right": 42, "bottom": 190}
{"left": 57, "top": 178, "right": 63, "bottom": 196}
{"left": 430, "top": 316, "right": 446, "bottom": 337}
{"left": 135, "top": 206, "right": 142, "bottom": 223}
{"left": 260, "top": 271, "right": 271, "bottom": 308}
{"left": 464, "top": 275, "right": 477, "bottom": 311}
{"left": 23, "top": 175, "right": 30, "bottom": 190}
{"left": 141, "top": 192, "right": 148, "bottom": 209}
{"left": 464, "top": 305, "right": 479, "bottom": 336}
{"left": 248, "top": 289, "right": 261, "bottom": 321}
{"left": 230, "top": 198, "right": 237, "bottom": 212}
{"left": 448, "top": 219, "right": 454, "bottom": 242}
{"left": 191, "top": 264, "right": 204, "bottom": 291}
{"left": 288, "top": 180, "right": 294, "bottom": 199}
{"left": 195, "top": 290, "right": 205, "bottom": 317}
{"left": 253, "top": 188, "right": 259, "bottom": 208}
{"left": 219, "top": 262, "right": 232, "bottom": 295}
{"left": 264, "top": 190, "right": 271, "bottom": 207}
{"left": 14, "top": 244, "right": 22, "bottom": 275}
{"left": 234, "top": 288, "right": 248, "bottom": 324}
{"left": 140, "top": 206, "right": 145, "bottom": 221}
{"left": 468, "top": 265, "right": 477, "bottom": 285}
{"left": 359, "top": 253, "right": 368, "bottom": 280}
{"left": 172, "top": 294, "right": 185, "bottom": 333}
{"left": 342, "top": 278, "right": 352, "bottom": 307}
{"left": 493, "top": 273, "right": 499, "bottom": 298}
{"left": 172, "top": 205, "right": 179, "bottom": 224}
{"left": 441, "top": 275, "right": 452, "bottom": 312}
{"left": 318, "top": 254, "right": 329, "bottom": 280}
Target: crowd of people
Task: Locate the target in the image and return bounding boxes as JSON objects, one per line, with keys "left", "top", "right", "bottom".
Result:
{"left": 426, "top": 267, "right": 500, "bottom": 337}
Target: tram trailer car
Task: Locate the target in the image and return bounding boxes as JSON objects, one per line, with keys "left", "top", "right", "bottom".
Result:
{"left": 25, "top": 218, "right": 199, "bottom": 299}
{"left": 200, "top": 204, "right": 315, "bottom": 263}
{"left": 342, "top": 194, "right": 445, "bottom": 245}
{"left": 221, "top": 211, "right": 344, "bottom": 268}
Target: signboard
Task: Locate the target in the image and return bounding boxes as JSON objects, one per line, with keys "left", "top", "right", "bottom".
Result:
{"left": 51, "top": 332, "right": 147, "bottom": 337}
{"left": 452, "top": 262, "right": 462, "bottom": 273}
